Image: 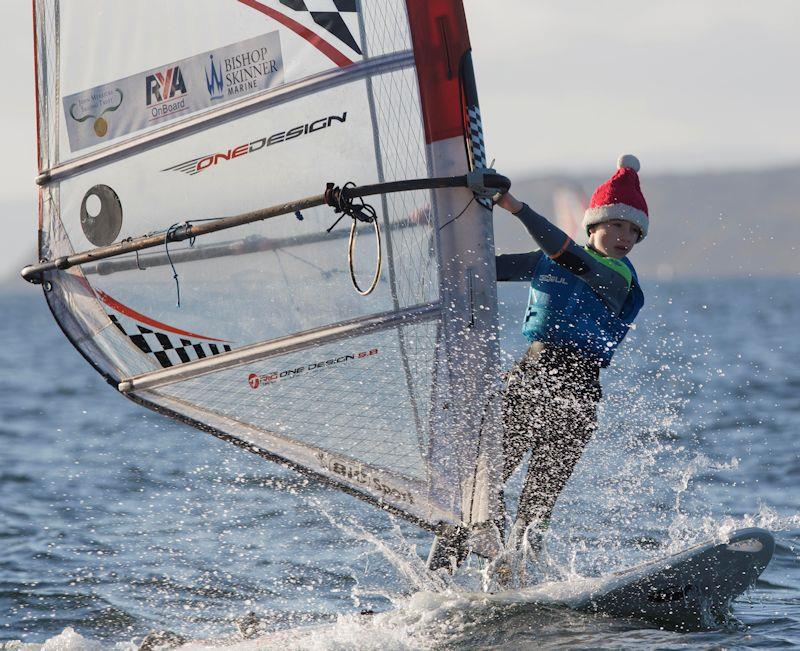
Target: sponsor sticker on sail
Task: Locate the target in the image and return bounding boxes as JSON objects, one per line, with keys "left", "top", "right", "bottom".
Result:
{"left": 63, "top": 31, "right": 285, "bottom": 152}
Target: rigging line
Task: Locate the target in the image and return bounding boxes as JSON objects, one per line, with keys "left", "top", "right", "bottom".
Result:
{"left": 438, "top": 195, "right": 476, "bottom": 231}
{"left": 119, "top": 236, "right": 146, "bottom": 270}
{"left": 164, "top": 223, "right": 183, "bottom": 307}
{"left": 465, "top": 380, "right": 505, "bottom": 526}
{"left": 270, "top": 248, "right": 304, "bottom": 327}
{"left": 272, "top": 247, "right": 292, "bottom": 282}
{"left": 163, "top": 217, "right": 225, "bottom": 306}
{"left": 325, "top": 182, "right": 382, "bottom": 296}
{"left": 276, "top": 246, "right": 331, "bottom": 276}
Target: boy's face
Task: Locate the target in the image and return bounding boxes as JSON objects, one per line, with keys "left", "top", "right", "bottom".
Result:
{"left": 588, "top": 220, "right": 641, "bottom": 259}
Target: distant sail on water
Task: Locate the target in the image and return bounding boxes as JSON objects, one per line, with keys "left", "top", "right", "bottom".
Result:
{"left": 29, "top": 1, "right": 503, "bottom": 539}
{"left": 552, "top": 184, "right": 588, "bottom": 244}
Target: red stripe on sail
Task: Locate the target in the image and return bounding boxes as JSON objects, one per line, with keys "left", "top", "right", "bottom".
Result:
{"left": 96, "top": 289, "right": 230, "bottom": 342}
{"left": 237, "top": 0, "right": 354, "bottom": 68}
{"left": 405, "top": 0, "right": 471, "bottom": 144}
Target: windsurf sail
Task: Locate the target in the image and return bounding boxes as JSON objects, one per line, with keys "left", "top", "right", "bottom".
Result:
{"left": 28, "top": 1, "right": 504, "bottom": 542}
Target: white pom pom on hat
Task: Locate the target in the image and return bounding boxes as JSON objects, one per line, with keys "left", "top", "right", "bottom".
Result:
{"left": 582, "top": 154, "right": 649, "bottom": 241}
{"left": 617, "top": 153, "right": 640, "bottom": 172}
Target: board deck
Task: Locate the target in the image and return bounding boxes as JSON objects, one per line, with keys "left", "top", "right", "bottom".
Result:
{"left": 558, "top": 527, "right": 774, "bottom": 629}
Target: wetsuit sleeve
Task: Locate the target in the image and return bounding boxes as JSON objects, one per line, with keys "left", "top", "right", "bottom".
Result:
{"left": 510, "top": 203, "right": 631, "bottom": 315}
{"left": 495, "top": 251, "right": 543, "bottom": 281}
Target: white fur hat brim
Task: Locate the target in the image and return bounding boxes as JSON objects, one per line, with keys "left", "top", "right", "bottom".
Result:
{"left": 583, "top": 203, "right": 649, "bottom": 241}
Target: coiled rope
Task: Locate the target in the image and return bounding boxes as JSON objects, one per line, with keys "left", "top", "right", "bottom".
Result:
{"left": 325, "top": 182, "right": 382, "bottom": 296}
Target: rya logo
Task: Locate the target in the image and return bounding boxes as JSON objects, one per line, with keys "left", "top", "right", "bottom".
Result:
{"left": 205, "top": 54, "right": 224, "bottom": 100}
{"left": 145, "top": 66, "right": 187, "bottom": 106}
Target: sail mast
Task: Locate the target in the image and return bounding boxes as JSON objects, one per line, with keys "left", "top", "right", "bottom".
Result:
{"left": 406, "top": 0, "right": 503, "bottom": 530}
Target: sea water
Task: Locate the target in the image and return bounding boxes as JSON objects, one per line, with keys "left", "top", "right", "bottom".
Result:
{"left": 1, "top": 277, "right": 799, "bottom": 649}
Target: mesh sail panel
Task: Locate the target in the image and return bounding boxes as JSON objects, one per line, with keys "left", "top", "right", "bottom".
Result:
{"left": 158, "top": 327, "right": 436, "bottom": 471}
{"left": 34, "top": 0, "right": 501, "bottom": 529}
{"left": 149, "top": 323, "right": 441, "bottom": 511}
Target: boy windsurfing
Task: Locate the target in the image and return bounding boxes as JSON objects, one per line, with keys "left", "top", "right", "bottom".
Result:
{"left": 494, "top": 154, "right": 648, "bottom": 554}
{"left": 427, "top": 155, "right": 648, "bottom": 572}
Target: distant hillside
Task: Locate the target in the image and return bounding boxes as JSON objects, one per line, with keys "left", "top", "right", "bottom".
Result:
{"left": 494, "top": 165, "right": 800, "bottom": 279}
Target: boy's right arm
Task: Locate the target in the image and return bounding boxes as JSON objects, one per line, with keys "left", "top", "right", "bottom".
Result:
{"left": 502, "top": 200, "right": 631, "bottom": 315}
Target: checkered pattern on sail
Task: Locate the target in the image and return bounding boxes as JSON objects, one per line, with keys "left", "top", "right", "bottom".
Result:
{"left": 109, "top": 314, "right": 231, "bottom": 369}
{"left": 466, "top": 105, "right": 492, "bottom": 209}
{"left": 278, "top": 0, "right": 362, "bottom": 54}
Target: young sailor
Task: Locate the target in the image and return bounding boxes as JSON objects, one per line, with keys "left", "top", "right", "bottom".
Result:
{"left": 494, "top": 154, "right": 648, "bottom": 552}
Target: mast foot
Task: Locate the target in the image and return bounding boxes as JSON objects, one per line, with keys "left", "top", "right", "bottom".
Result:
{"left": 427, "top": 524, "right": 469, "bottom": 572}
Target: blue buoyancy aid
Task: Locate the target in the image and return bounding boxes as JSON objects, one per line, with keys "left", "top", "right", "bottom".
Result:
{"left": 521, "top": 252, "right": 644, "bottom": 366}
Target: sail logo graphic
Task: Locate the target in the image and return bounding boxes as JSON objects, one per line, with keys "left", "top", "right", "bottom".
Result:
{"left": 68, "top": 88, "right": 124, "bottom": 138}
{"left": 204, "top": 46, "right": 281, "bottom": 101}
{"left": 247, "top": 347, "right": 378, "bottom": 390}
{"left": 145, "top": 66, "right": 187, "bottom": 105}
{"left": 63, "top": 31, "right": 282, "bottom": 152}
{"left": 205, "top": 55, "right": 224, "bottom": 100}
{"left": 145, "top": 66, "right": 189, "bottom": 121}
{"left": 316, "top": 452, "right": 414, "bottom": 505}
{"left": 163, "top": 112, "right": 348, "bottom": 176}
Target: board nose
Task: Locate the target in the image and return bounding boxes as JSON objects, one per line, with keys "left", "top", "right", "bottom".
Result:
{"left": 725, "top": 527, "right": 775, "bottom": 566}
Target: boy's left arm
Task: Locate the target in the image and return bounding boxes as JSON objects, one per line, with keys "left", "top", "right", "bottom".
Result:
{"left": 495, "top": 251, "right": 542, "bottom": 281}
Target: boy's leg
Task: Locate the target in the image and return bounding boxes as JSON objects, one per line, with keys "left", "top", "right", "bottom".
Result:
{"left": 513, "top": 392, "right": 598, "bottom": 549}
{"left": 501, "top": 363, "right": 537, "bottom": 483}
{"left": 498, "top": 360, "right": 541, "bottom": 542}
{"left": 426, "top": 524, "right": 469, "bottom": 571}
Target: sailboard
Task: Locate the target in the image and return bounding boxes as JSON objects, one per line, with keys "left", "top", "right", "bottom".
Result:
{"left": 532, "top": 527, "right": 775, "bottom": 630}
{"left": 25, "top": 0, "right": 506, "bottom": 548}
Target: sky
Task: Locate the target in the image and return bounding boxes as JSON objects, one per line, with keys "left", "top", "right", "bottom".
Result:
{"left": 2, "top": 1, "right": 799, "bottom": 278}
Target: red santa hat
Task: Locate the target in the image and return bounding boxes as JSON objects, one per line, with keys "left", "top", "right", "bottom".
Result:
{"left": 582, "top": 154, "right": 649, "bottom": 241}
